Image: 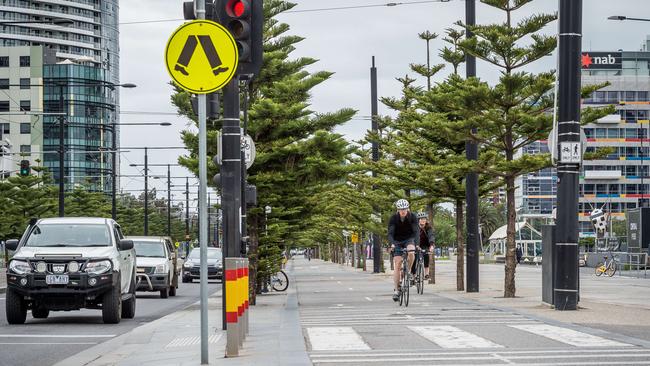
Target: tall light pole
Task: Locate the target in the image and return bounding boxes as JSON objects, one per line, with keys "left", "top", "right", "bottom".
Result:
{"left": 465, "top": 0, "right": 480, "bottom": 293}
{"left": 54, "top": 81, "right": 136, "bottom": 217}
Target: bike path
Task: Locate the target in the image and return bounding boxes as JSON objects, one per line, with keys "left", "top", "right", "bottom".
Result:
{"left": 294, "top": 258, "right": 650, "bottom": 366}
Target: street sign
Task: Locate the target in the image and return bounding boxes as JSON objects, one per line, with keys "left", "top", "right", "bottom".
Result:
{"left": 351, "top": 232, "right": 359, "bottom": 244}
{"left": 214, "top": 133, "right": 256, "bottom": 170}
{"left": 165, "top": 20, "right": 238, "bottom": 94}
{"left": 547, "top": 125, "right": 586, "bottom": 165}
{"left": 560, "top": 142, "right": 581, "bottom": 163}
{"left": 241, "top": 134, "right": 256, "bottom": 169}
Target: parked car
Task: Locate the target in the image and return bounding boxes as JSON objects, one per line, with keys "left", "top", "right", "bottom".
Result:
{"left": 182, "top": 247, "right": 222, "bottom": 282}
{"left": 4, "top": 217, "right": 136, "bottom": 324}
{"left": 129, "top": 236, "right": 180, "bottom": 298}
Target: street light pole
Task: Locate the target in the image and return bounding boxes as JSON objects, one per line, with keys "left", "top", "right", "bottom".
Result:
{"left": 168, "top": 164, "right": 172, "bottom": 237}
{"left": 58, "top": 84, "right": 65, "bottom": 217}
{"left": 186, "top": 177, "right": 190, "bottom": 239}
{"left": 144, "top": 147, "right": 149, "bottom": 236}
{"left": 370, "top": 56, "right": 382, "bottom": 273}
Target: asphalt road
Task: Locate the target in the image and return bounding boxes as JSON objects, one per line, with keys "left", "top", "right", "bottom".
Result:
{"left": 0, "top": 280, "right": 222, "bottom": 366}
{"left": 294, "top": 259, "right": 650, "bottom": 366}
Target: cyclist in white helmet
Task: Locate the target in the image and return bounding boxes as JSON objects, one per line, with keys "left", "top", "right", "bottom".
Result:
{"left": 388, "top": 199, "right": 418, "bottom": 301}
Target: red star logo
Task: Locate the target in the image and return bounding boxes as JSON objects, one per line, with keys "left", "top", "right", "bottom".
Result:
{"left": 582, "top": 53, "right": 593, "bottom": 68}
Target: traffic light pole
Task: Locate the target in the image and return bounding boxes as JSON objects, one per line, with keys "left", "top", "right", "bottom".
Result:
{"left": 555, "top": 0, "right": 582, "bottom": 311}
{"left": 370, "top": 56, "right": 382, "bottom": 273}
{"left": 167, "top": 164, "right": 172, "bottom": 237}
{"left": 222, "top": 78, "right": 242, "bottom": 330}
{"left": 465, "top": 0, "right": 480, "bottom": 293}
{"left": 241, "top": 80, "right": 249, "bottom": 256}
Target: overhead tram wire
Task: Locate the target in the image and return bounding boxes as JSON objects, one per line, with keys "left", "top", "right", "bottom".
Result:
{"left": 119, "top": 0, "right": 453, "bottom": 25}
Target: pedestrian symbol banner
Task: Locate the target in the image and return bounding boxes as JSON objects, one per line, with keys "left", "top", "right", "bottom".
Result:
{"left": 165, "top": 20, "right": 238, "bottom": 94}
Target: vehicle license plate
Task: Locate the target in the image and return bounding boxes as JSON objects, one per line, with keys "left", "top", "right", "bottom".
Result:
{"left": 46, "top": 274, "right": 69, "bottom": 285}
{"left": 136, "top": 268, "right": 145, "bottom": 273}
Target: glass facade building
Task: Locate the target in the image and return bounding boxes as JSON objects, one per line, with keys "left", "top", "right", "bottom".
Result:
{"left": 519, "top": 36, "right": 650, "bottom": 237}
{"left": 0, "top": 0, "right": 120, "bottom": 193}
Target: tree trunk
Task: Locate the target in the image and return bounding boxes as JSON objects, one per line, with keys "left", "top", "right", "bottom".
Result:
{"left": 504, "top": 175, "right": 517, "bottom": 298}
{"left": 428, "top": 203, "right": 436, "bottom": 284}
{"left": 456, "top": 199, "right": 465, "bottom": 291}
{"left": 248, "top": 213, "right": 259, "bottom": 305}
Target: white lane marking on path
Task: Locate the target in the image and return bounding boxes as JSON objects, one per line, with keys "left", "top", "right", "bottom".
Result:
{"left": 307, "top": 327, "right": 371, "bottom": 351}
{"left": 409, "top": 326, "right": 504, "bottom": 349}
{"left": 509, "top": 324, "right": 631, "bottom": 347}
{"left": 365, "top": 297, "right": 373, "bottom": 302}
{"left": 0, "top": 342, "right": 98, "bottom": 345}
{"left": 166, "top": 334, "right": 222, "bottom": 348}
{"left": 0, "top": 334, "right": 115, "bottom": 338}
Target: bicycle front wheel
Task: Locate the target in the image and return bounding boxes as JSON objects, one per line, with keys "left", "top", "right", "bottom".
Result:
{"left": 417, "top": 262, "right": 424, "bottom": 295}
{"left": 271, "top": 270, "right": 289, "bottom": 291}
{"left": 595, "top": 262, "right": 604, "bottom": 277}
{"left": 606, "top": 262, "right": 617, "bottom": 277}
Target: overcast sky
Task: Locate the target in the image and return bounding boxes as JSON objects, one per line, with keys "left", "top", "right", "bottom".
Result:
{"left": 118, "top": 0, "right": 650, "bottom": 205}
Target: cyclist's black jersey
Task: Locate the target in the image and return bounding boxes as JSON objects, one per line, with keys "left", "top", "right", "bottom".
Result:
{"left": 418, "top": 226, "right": 434, "bottom": 250}
{"left": 388, "top": 212, "right": 418, "bottom": 243}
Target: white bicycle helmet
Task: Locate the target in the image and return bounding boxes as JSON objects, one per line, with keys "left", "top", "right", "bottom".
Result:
{"left": 416, "top": 212, "right": 428, "bottom": 220}
{"left": 395, "top": 199, "right": 410, "bottom": 210}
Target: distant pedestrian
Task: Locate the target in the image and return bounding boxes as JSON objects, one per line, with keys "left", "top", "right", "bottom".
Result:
{"left": 516, "top": 245, "right": 523, "bottom": 264}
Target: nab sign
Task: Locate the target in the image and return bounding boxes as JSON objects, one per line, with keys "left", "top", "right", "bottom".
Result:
{"left": 581, "top": 52, "right": 622, "bottom": 70}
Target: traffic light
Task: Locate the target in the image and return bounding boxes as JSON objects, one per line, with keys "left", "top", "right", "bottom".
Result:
{"left": 19, "top": 160, "right": 30, "bottom": 176}
{"left": 215, "top": 0, "right": 263, "bottom": 75}
{"left": 183, "top": 0, "right": 215, "bottom": 20}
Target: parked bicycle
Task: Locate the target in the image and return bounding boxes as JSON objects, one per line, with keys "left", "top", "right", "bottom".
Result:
{"left": 595, "top": 251, "right": 618, "bottom": 277}
{"left": 268, "top": 269, "right": 289, "bottom": 292}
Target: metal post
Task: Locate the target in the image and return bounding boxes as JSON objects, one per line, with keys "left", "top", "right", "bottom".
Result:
{"left": 58, "top": 84, "right": 65, "bottom": 217}
{"left": 208, "top": 195, "right": 211, "bottom": 245}
{"left": 371, "top": 56, "right": 382, "bottom": 273}
{"left": 112, "top": 125, "right": 117, "bottom": 220}
{"left": 186, "top": 177, "right": 190, "bottom": 239}
{"left": 241, "top": 81, "right": 248, "bottom": 257}
{"left": 555, "top": 0, "right": 582, "bottom": 311}
{"left": 167, "top": 164, "right": 172, "bottom": 237}
{"left": 222, "top": 78, "right": 242, "bottom": 330}
{"left": 465, "top": 0, "right": 480, "bottom": 293}
{"left": 144, "top": 147, "right": 149, "bottom": 236}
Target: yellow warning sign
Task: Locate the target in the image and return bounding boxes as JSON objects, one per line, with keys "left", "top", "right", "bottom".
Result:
{"left": 165, "top": 20, "right": 238, "bottom": 94}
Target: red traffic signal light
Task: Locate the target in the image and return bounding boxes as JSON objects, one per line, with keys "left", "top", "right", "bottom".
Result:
{"left": 226, "top": 0, "right": 250, "bottom": 18}
{"left": 213, "top": 0, "right": 263, "bottom": 76}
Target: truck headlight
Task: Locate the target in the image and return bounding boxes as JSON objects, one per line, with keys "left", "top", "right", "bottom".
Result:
{"left": 85, "top": 260, "right": 112, "bottom": 275}
{"left": 9, "top": 260, "right": 31, "bottom": 275}
{"left": 155, "top": 263, "right": 169, "bottom": 274}
{"left": 183, "top": 261, "right": 193, "bottom": 268}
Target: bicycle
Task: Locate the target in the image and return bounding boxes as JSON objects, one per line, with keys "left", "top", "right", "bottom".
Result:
{"left": 414, "top": 248, "right": 426, "bottom": 295}
{"left": 269, "top": 269, "right": 289, "bottom": 291}
{"left": 595, "top": 251, "right": 618, "bottom": 277}
{"left": 398, "top": 249, "right": 412, "bottom": 307}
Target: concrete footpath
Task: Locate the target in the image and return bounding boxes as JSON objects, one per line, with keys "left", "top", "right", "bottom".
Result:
{"left": 53, "top": 260, "right": 310, "bottom": 366}
{"left": 374, "top": 258, "right": 650, "bottom": 343}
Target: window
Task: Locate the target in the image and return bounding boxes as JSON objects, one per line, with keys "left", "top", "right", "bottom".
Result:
{"left": 639, "top": 91, "right": 649, "bottom": 101}
{"left": 19, "top": 100, "right": 30, "bottom": 111}
{"left": 19, "top": 78, "right": 29, "bottom": 89}
{"left": 0, "top": 101, "right": 9, "bottom": 112}
{"left": 20, "top": 123, "right": 30, "bottom": 134}
{"left": 19, "top": 56, "right": 29, "bottom": 67}
{"left": 0, "top": 79, "right": 8, "bottom": 90}
{"left": 607, "top": 128, "right": 619, "bottom": 138}
{"left": 19, "top": 145, "right": 30, "bottom": 153}
{"left": 626, "top": 91, "right": 636, "bottom": 101}
{"left": 0, "top": 56, "right": 8, "bottom": 67}
{"left": 595, "top": 128, "right": 607, "bottom": 138}
{"left": 0, "top": 123, "right": 9, "bottom": 135}
{"left": 607, "top": 91, "right": 618, "bottom": 103}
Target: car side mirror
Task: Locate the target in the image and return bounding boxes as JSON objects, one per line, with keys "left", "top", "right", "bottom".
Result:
{"left": 119, "top": 239, "right": 134, "bottom": 251}
{"left": 5, "top": 239, "right": 19, "bottom": 251}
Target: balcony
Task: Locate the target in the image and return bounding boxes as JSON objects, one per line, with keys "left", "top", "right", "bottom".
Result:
{"left": 583, "top": 170, "right": 622, "bottom": 180}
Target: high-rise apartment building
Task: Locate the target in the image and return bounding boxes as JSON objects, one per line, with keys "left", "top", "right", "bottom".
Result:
{"left": 0, "top": 0, "right": 119, "bottom": 192}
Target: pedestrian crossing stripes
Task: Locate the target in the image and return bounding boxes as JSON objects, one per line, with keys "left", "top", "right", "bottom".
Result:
{"left": 306, "top": 327, "right": 371, "bottom": 351}
{"left": 409, "top": 325, "right": 504, "bottom": 349}
{"left": 509, "top": 324, "right": 632, "bottom": 348}
{"left": 305, "top": 325, "right": 634, "bottom": 351}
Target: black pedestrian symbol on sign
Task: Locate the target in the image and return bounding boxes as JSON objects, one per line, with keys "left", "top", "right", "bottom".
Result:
{"left": 174, "top": 35, "right": 229, "bottom": 77}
